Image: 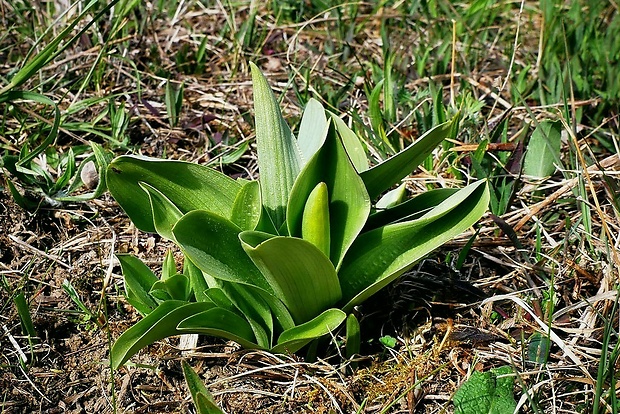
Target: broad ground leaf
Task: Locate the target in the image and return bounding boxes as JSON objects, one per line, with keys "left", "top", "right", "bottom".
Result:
{"left": 240, "top": 232, "right": 342, "bottom": 323}
{"left": 345, "top": 313, "right": 361, "bottom": 359}
{"left": 453, "top": 366, "right": 516, "bottom": 414}
{"left": 523, "top": 120, "right": 562, "bottom": 179}
{"left": 116, "top": 254, "right": 158, "bottom": 315}
{"left": 197, "top": 268, "right": 273, "bottom": 348}
{"left": 184, "top": 259, "right": 210, "bottom": 303}
{"left": 111, "top": 301, "right": 214, "bottom": 369}
{"left": 107, "top": 156, "right": 241, "bottom": 233}
{"left": 177, "top": 307, "right": 261, "bottom": 349}
{"left": 329, "top": 112, "right": 369, "bottom": 172}
{"left": 272, "top": 309, "right": 346, "bottom": 353}
{"left": 297, "top": 98, "right": 329, "bottom": 164}
{"left": 250, "top": 62, "right": 302, "bottom": 229}
{"left": 339, "top": 180, "right": 489, "bottom": 311}
{"left": 360, "top": 118, "right": 455, "bottom": 200}
{"left": 375, "top": 183, "right": 407, "bottom": 209}
{"left": 230, "top": 180, "right": 262, "bottom": 231}
{"left": 150, "top": 274, "right": 191, "bottom": 301}
{"left": 181, "top": 361, "right": 224, "bottom": 414}
{"left": 301, "top": 182, "right": 331, "bottom": 257}
{"left": 173, "top": 210, "right": 272, "bottom": 294}
{"left": 161, "top": 250, "right": 177, "bottom": 280}
{"left": 365, "top": 188, "right": 459, "bottom": 231}
{"left": 140, "top": 183, "right": 183, "bottom": 241}
{"left": 287, "top": 125, "right": 370, "bottom": 269}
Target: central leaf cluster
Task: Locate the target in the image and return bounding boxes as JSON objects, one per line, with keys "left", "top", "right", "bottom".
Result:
{"left": 107, "top": 63, "right": 489, "bottom": 369}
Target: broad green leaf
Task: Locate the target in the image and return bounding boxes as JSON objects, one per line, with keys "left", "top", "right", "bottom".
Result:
{"left": 360, "top": 118, "right": 455, "bottom": 200}
{"left": 253, "top": 287, "right": 295, "bottom": 333}
{"left": 240, "top": 233, "right": 342, "bottom": 324}
{"left": 365, "top": 188, "right": 459, "bottom": 231}
{"left": 140, "top": 183, "right": 183, "bottom": 241}
{"left": 523, "top": 120, "right": 562, "bottom": 179}
{"left": 272, "top": 308, "right": 346, "bottom": 353}
{"left": 196, "top": 393, "right": 224, "bottom": 414}
{"left": 345, "top": 313, "right": 361, "bottom": 359}
{"left": 250, "top": 62, "right": 302, "bottom": 229}
{"left": 527, "top": 332, "right": 551, "bottom": 364}
{"left": 301, "top": 182, "right": 331, "bottom": 257}
{"left": 230, "top": 180, "right": 262, "bottom": 231}
{"left": 339, "top": 180, "right": 489, "bottom": 311}
{"left": 151, "top": 274, "right": 191, "bottom": 301}
{"left": 196, "top": 268, "right": 274, "bottom": 349}
{"left": 205, "top": 288, "right": 236, "bottom": 312}
{"left": 107, "top": 156, "right": 241, "bottom": 233}
{"left": 172, "top": 210, "right": 272, "bottom": 294}
{"left": 375, "top": 183, "right": 407, "bottom": 210}
{"left": 177, "top": 307, "right": 261, "bottom": 349}
{"left": 329, "top": 112, "right": 369, "bottom": 172}
{"left": 184, "top": 258, "right": 210, "bottom": 303}
{"left": 297, "top": 98, "right": 328, "bottom": 164}
{"left": 453, "top": 366, "right": 516, "bottom": 414}
{"left": 111, "top": 301, "right": 214, "bottom": 369}
{"left": 287, "top": 125, "right": 370, "bottom": 269}
{"left": 211, "top": 281, "right": 272, "bottom": 349}
{"left": 161, "top": 250, "right": 177, "bottom": 280}
{"left": 116, "top": 254, "right": 158, "bottom": 315}
{"left": 181, "top": 361, "right": 224, "bottom": 414}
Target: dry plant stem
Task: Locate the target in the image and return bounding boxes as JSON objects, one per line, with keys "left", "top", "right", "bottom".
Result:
{"left": 561, "top": 117, "right": 620, "bottom": 271}
{"left": 509, "top": 154, "right": 619, "bottom": 232}
{"left": 8, "top": 234, "right": 72, "bottom": 269}
{"left": 482, "top": 294, "right": 594, "bottom": 383}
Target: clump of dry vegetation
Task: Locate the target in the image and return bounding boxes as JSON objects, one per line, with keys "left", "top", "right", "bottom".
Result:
{"left": 1, "top": 1, "right": 619, "bottom": 413}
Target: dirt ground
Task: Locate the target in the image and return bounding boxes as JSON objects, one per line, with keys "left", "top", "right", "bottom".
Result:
{"left": 0, "top": 185, "right": 529, "bottom": 413}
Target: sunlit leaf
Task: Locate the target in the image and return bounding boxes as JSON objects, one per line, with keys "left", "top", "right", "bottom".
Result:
{"left": 250, "top": 62, "right": 302, "bottom": 229}
{"left": 360, "top": 118, "right": 455, "bottom": 200}
{"left": 339, "top": 180, "right": 489, "bottom": 311}
{"left": 140, "top": 183, "right": 183, "bottom": 241}
{"left": 181, "top": 361, "right": 224, "bottom": 414}
{"left": 523, "top": 120, "right": 562, "bottom": 179}
{"left": 287, "top": 125, "right": 370, "bottom": 269}
{"left": 240, "top": 233, "right": 342, "bottom": 323}
{"left": 272, "top": 308, "right": 346, "bottom": 353}
{"left": 111, "top": 301, "right": 214, "bottom": 369}
{"left": 116, "top": 254, "right": 158, "bottom": 315}
{"left": 173, "top": 210, "right": 272, "bottom": 294}
{"left": 230, "top": 180, "right": 262, "bottom": 231}
{"left": 329, "top": 112, "right": 369, "bottom": 172}
{"left": 297, "top": 98, "right": 328, "bottom": 165}
{"left": 107, "top": 156, "right": 241, "bottom": 233}
{"left": 177, "top": 307, "right": 261, "bottom": 349}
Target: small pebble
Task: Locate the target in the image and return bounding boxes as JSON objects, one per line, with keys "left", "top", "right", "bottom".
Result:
{"left": 80, "top": 160, "right": 99, "bottom": 189}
